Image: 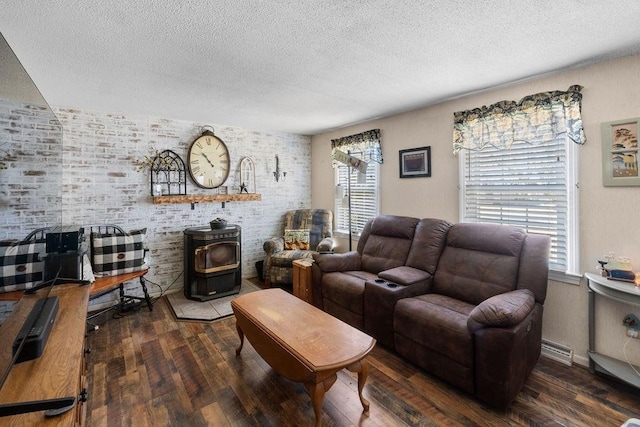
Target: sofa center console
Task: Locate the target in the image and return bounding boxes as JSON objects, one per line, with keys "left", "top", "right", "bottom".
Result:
{"left": 371, "top": 278, "right": 399, "bottom": 288}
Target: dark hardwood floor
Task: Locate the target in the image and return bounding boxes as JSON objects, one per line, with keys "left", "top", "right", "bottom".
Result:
{"left": 85, "top": 288, "right": 640, "bottom": 426}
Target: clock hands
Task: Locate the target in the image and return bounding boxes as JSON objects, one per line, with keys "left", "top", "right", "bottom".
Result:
{"left": 200, "top": 152, "right": 216, "bottom": 168}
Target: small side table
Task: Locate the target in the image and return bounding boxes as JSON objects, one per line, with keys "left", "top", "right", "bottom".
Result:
{"left": 293, "top": 258, "right": 314, "bottom": 304}
{"left": 585, "top": 271, "right": 640, "bottom": 389}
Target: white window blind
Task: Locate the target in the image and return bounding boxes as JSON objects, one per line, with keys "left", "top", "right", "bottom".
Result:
{"left": 335, "top": 154, "right": 379, "bottom": 237}
{"left": 460, "top": 137, "right": 578, "bottom": 275}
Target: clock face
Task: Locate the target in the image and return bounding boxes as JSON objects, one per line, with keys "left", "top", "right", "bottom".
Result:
{"left": 187, "top": 133, "right": 230, "bottom": 189}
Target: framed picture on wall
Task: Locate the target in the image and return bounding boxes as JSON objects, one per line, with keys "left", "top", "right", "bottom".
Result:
{"left": 601, "top": 117, "right": 640, "bottom": 186}
{"left": 399, "top": 146, "right": 431, "bottom": 178}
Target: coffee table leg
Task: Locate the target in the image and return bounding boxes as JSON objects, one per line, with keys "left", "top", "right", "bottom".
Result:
{"left": 309, "top": 381, "right": 325, "bottom": 427}
{"left": 305, "top": 375, "right": 336, "bottom": 427}
{"left": 234, "top": 323, "right": 245, "bottom": 356}
{"left": 347, "top": 358, "right": 370, "bottom": 412}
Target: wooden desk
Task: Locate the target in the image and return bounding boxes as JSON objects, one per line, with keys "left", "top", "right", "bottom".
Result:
{"left": 292, "top": 258, "right": 314, "bottom": 304}
{"left": 0, "top": 283, "right": 90, "bottom": 426}
{"left": 1, "top": 270, "right": 151, "bottom": 311}
{"left": 231, "top": 289, "right": 375, "bottom": 427}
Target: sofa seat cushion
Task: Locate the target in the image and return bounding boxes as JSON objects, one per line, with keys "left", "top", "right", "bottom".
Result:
{"left": 269, "top": 250, "right": 314, "bottom": 268}
{"left": 394, "top": 294, "right": 475, "bottom": 367}
{"left": 322, "top": 271, "right": 376, "bottom": 315}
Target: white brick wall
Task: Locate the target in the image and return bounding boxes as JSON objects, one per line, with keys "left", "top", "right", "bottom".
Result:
{"left": 2, "top": 102, "right": 311, "bottom": 304}
{"left": 0, "top": 99, "right": 63, "bottom": 236}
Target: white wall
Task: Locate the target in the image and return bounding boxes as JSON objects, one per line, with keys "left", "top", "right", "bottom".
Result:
{"left": 0, "top": 99, "right": 63, "bottom": 237}
{"left": 311, "top": 54, "right": 640, "bottom": 368}
{"left": 1, "top": 106, "right": 311, "bottom": 304}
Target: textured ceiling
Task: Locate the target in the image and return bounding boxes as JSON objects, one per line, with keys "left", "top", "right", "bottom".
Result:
{"left": 2, "top": 1, "right": 640, "bottom": 135}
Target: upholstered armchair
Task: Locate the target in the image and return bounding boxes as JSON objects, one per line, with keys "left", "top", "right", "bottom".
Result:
{"left": 263, "top": 209, "right": 335, "bottom": 288}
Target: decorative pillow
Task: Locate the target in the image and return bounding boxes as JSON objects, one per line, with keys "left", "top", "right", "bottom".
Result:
{"left": 0, "top": 240, "right": 46, "bottom": 292}
{"left": 283, "top": 229, "right": 310, "bottom": 251}
{"left": 91, "top": 228, "right": 148, "bottom": 277}
{"left": 82, "top": 253, "right": 96, "bottom": 283}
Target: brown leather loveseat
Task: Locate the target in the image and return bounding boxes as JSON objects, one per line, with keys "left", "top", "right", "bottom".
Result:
{"left": 311, "top": 215, "right": 550, "bottom": 409}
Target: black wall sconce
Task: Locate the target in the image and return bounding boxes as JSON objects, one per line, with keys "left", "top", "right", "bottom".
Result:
{"left": 273, "top": 154, "right": 287, "bottom": 182}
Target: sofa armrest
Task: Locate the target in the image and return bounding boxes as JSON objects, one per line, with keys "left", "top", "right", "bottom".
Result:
{"left": 313, "top": 251, "right": 361, "bottom": 272}
{"left": 378, "top": 266, "right": 431, "bottom": 286}
{"left": 473, "top": 304, "right": 544, "bottom": 408}
{"left": 316, "top": 237, "right": 336, "bottom": 253}
{"left": 467, "top": 289, "right": 535, "bottom": 331}
{"left": 263, "top": 237, "right": 284, "bottom": 256}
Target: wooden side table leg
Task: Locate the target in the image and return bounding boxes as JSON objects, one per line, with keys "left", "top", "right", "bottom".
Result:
{"left": 347, "top": 359, "right": 370, "bottom": 412}
{"left": 115, "top": 283, "right": 126, "bottom": 312}
{"left": 139, "top": 276, "right": 153, "bottom": 311}
{"left": 234, "top": 323, "right": 245, "bottom": 355}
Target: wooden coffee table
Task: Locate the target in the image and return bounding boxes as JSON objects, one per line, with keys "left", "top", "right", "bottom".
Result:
{"left": 231, "top": 288, "right": 376, "bottom": 426}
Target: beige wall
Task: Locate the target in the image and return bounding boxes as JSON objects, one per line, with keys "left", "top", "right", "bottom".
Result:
{"left": 311, "top": 54, "right": 640, "bottom": 367}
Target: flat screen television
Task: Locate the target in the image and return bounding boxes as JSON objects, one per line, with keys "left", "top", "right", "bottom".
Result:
{"left": 0, "top": 32, "right": 67, "bottom": 417}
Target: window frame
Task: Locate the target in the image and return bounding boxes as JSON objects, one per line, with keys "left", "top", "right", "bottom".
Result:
{"left": 458, "top": 137, "right": 580, "bottom": 285}
{"left": 334, "top": 155, "right": 380, "bottom": 240}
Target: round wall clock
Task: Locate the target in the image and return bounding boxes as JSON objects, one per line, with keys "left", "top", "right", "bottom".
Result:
{"left": 187, "top": 127, "right": 230, "bottom": 189}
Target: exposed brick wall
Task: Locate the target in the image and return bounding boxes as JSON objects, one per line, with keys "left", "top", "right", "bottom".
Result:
{"left": 0, "top": 99, "right": 63, "bottom": 236}
{"left": 1, "top": 102, "right": 311, "bottom": 303}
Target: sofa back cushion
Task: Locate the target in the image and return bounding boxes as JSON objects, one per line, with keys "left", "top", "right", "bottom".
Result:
{"left": 405, "top": 218, "right": 452, "bottom": 274}
{"left": 432, "top": 223, "right": 526, "bottom": 305}
{"left": 359, "top": 215, "right": 419, "bottom": 273}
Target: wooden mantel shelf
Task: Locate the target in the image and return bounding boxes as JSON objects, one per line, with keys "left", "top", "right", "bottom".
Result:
{"left": 152, "top": 193, "right": 262, "bottom": 204}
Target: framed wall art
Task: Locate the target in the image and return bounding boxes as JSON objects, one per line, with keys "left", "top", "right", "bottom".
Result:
{"left": 601, "top": 117, "right": 640, "bottom": 186}
{"left": 399, "top": 146, "right": 431, "bottom": 178}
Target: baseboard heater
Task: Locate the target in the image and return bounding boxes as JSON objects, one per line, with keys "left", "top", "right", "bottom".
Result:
{"left": 541, "top": 339, "right": 573, "bottom": 366}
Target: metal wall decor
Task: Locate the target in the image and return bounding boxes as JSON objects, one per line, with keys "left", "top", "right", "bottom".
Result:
{"left": 273, "top": 154, "right": 287, "bottom": 182}
{"left": 240, "top": 156, "right": 256, "bottom": 193}
{"left": 150, "top": 149, "right": 187, "bottom": 196}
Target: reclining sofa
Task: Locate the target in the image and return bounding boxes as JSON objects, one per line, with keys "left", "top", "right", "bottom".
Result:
{"left": 311, "top": 215, "right": 550, "bottom": 409}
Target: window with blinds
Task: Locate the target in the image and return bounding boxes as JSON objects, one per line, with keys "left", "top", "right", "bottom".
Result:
{"left": 460, "top": 137, "right": 578, "bottom": 276}
{"left": 334, "top": 155, "right": 379, "bottom": 237}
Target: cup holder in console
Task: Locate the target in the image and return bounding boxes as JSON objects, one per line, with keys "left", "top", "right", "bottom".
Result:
{"left": 386, "top": 282, "right": 398, "bottom": 288}
{"left": 374, "top": 278, "right": 386, "bottom": 284}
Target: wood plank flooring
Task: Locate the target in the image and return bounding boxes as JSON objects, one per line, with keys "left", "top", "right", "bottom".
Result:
{"left": 85, "top": 291, "right": 640, "bottom": 426}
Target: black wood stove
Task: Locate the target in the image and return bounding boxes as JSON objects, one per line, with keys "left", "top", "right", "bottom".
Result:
{"left": 183, "top": 224, "right": 242, "bottom": 301}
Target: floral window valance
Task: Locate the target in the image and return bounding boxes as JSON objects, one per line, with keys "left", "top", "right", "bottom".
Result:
{"left": 452, "top": 85, "right": 586, "bottom": 155}
{"left": 331, "top": 129, "right": 383, "bottom": 167}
